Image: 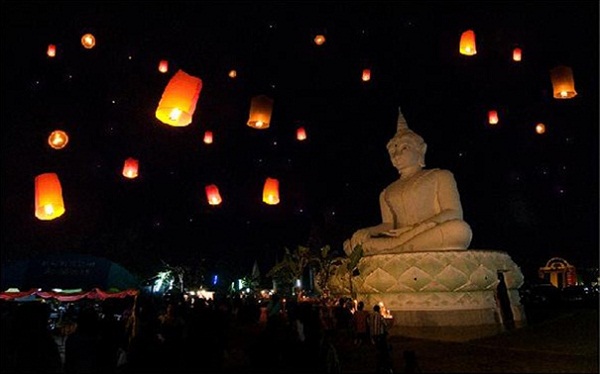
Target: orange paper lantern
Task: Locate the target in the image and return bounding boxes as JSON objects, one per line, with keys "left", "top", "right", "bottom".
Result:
{"left": 47, "top": 44, "right": 56, "bottom": 58}
{"left": 535, "top": 123, "right": 546, "bottom": 134}
{"left": 35, "top": 173, "right": 65, "bottom": 220}
{"left": 512, "top": 47, "right": 522, "bottom": 62}
{"left": 48, "top": 130, "right": 69, "bottom": 150}
{"left": 203, "top": 130, "right": 213, "bottom": 144}
{"left": 296, "top": 127, "right": 307, "bottom": 141}
{"left": 122, "top": 157, "right": 139, "bottom": 179}
{"left": 155, "top": 69, "right": 203, "bottom": 127}
{"left": 228, "top": 69, "right": 237, "bottom": 79}
{"left": 205, "top": 184, "right": 222, "bottom": 205}
{"left": 247, "top": 95, "right": 274, "bottom": 129}
{"left": 550, "top": 65, "right": 577, "bottom": 99}
{"left": 488, "top": 110, "right": 499, "bottom": 125}
{"left": 361, "top": 68, "right": 371, "bottom": 82}
{"left": 262, "top": 178, "right": 280, "bottom": 205}
{"left": 459, "top": 30, "right": 477, "bottom": 56}
{"left": 158, "top": 60, "right": 169, "bottom": 73}
{"left": 314, "top": 34, "right": 326, "bottom": 46}
{"left": 81, "top": 33, "right": 96, "bottom": 49}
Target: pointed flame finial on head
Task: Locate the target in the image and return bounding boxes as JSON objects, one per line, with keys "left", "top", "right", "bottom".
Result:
{"left": 396, "top": 107, "right": 409, "bottom": 133}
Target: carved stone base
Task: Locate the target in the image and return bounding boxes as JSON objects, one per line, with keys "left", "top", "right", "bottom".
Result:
{"left": 327, "top": 249, "right": 526, "bottom": 341}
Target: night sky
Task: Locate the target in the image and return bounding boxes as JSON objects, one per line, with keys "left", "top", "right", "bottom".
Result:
{"left": 1, "top": 1, "right": 598, "bottom": 282}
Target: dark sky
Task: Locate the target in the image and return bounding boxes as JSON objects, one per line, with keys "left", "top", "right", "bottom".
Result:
{"left": 1, "top": 1, "right": 598, "bottom": 281}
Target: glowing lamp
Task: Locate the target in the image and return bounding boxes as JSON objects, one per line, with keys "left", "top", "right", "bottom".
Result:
{"left": 81, "top": 33, "right": 96, "bottom": 49}
{"left": 459, "top": 30, "right": 477, "bottom": 56}
{"left": 205, "top": 184, "right": 222, "bottom": 205}
{"left": 550, "top": 65, "right": 577, "bottom": 99}
{"left": 488, "top": 110, "right": 499, "bottom": 125}
{"left": 535, "top": 123, "right": 546, "bottom": 134}
{"left": 48, "top": 130, "right": 69, "bottom": 150}
{"left": 262, "top": 178, "right": 280, "bottom": 205}
{"left": 155, "top": 69, "right": 203, "bottom": 127}
{"left": 47, "top": 44, "right": 56, "bottom": 58}
{"left": 158, "top": 60, "right": 169, "bottom": 73}
{"left": 228, "top": 69, "right": 237, "bottom": 78}
{"left": 203, "top": 130, "right": 213, "bottom": 144}
{"left": 122, "top": 157, "right": 139, "bottom": 179}
{"left": 361, "top": 68, "right": 371, "bottom": 82}
{"left": 247, "top": 95, "right": 273, "bottom": 129}
{"left": 296, "top": 127, "right": 307, "bottom": 141}
{"left": 35, "top": 173, "right": 65, "bottom": 220}
{"left": 512, "top": 48, "right": 522, "bottom": 62}
{"left": 314, "top": 34, "right": 326, "bottom": 46}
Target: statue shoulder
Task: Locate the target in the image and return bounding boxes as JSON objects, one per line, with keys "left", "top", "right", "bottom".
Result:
{"left": 425, "top": 168, "right": 455, "bottom": 179}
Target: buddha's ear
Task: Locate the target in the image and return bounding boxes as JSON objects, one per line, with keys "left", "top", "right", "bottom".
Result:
{"left": 419, "top": 143, "right": 427, "bottom": 167}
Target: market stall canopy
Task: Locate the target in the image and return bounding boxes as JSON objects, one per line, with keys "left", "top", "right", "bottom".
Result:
{"left": 1, "top": 253, "right": 140, "bottom": 292}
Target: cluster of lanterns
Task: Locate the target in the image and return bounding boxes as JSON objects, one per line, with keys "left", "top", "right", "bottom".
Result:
{"left": 35, "top": 28, "right": 579, "bottom": 221}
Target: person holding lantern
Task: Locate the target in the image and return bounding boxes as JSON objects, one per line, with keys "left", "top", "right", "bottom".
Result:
{"left": 344, "top": 108, "right": 472, "bottom": 256}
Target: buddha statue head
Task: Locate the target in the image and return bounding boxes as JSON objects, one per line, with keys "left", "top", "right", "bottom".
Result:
{"left": 386, "top": 107, "right": 427, "bottom": 170}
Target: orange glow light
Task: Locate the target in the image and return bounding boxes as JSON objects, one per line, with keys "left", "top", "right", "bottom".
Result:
{"left": 35, "top": 173, "right": 65, "bottom": 221}
{"left": 122, "top": 157, "right": 139, "bottom": 179}
{"left": 262, "top": 178, "right": 280, "bottom": 205}
{"left": 361, "top": 68, "right": 371, "bottom": 82}
{"left": 314, "top": 34, "right": 326, "bottom": 46}
{"left": 158, "top": 60, "right": 169, "bottom": 73}
{"left": 228, "top": 69, "right": 237, "bottom": 78}
{"left": 535, "top": 123, "right": 546, "bottom": 134}
{"left": 459, "top": 30, "right": 477, "bottom": 56}
{"left": 550, "top": 65, "right": 577, "bottom": 99}
{"left": 488, "top": 110, "right": 499, "bottom": 125}
{"left": 48, "top": 130, "right": 69, "bottom": 150}
{"left": 203, "top": 130, "right": 213, "bottom": 144}
{"left": 247, "top": 95, "right": 274, "bottom": 129}
{"left": 81, "top": 33, "right": 96, "bottom": 49}
{"left": 47, "top": 44, "right": 56, "bottom": 58}
{"left": 512, "top": 47, "right": 522, "bottom": 62}
{"left": 155, "top": 69, "right": 203, "bottom": 127}
{"left": 205, "top": 184, "right": 222, "bottom": 205}
{"left": 296, "top": 127, "right": 307, "bottom": 141}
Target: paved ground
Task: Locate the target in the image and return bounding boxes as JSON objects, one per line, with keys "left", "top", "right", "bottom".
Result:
{"left": 223, "top": 304, "right": 598, "bottom": 373}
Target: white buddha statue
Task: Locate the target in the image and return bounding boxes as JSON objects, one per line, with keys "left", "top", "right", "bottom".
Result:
{"left": 344, "top": 108, "right": 473, "bottom": 256}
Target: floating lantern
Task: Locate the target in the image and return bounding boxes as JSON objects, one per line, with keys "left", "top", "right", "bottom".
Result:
{"left": 488, "top": 110, "right": 499, "bottom": 125}
{"left": 247, "top": 95, "right": 274, "bottom": 129}
{"left": 535, "top": 123, "right": 546, "bottom": 134}
{"left": 122, "top": 157, "right": 139, "bottom": 179}
{"left": 296, "top": 127, "right": 307, "bottom": 141}
{"left": 550, "top": 65, "right": 577, "bottom": 99}
{"left": 205, "top": 184, "right": 222, "bottom": 205}
{"left": 512, "top": 47, "right": 522, "bottom": 62}
{"left": 314, "top": 34, "right": 326, "bottom": 46}
{"left": 81, "top": 33, "right": 96, "bottom": 49}
{"left": 203, "top": 130, "right": 213, "bottom": 144}
{"left": 35, "top": 173, "right": 65, "bottom": 221}
{"left": 228, "top": 69, "right": 237, "bottom": 79}
{"left": 262, "top": 178, "right": 280, "bottom": 205}
{"left": 361, "top": 68, "right": 371, "bottom": 82}
{"left": 47, "top": 44, "right": 56, "bottom": 58}
{"left": 459, "top": 29, "right": 477, "bottom": 56}
{"left": 155, "top": 69, "right": 203, "bottom": 127}
{"left": 48, "top": 130, "right": 69, "bottom": 150}
{"left": 158, "top": 60, "right": 169, "bottom": 73}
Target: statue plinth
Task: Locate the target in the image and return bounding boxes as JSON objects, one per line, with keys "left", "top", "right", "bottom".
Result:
{"left": 327, "top": 249, "right": 526, "bottom": 341}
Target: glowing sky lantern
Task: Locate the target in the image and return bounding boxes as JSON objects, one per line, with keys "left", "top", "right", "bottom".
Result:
{"left": 158, "top": 60, "right": 169, "bottom": 73}
{"left": 459, "top": 29, "right": 477, "bottom": 56}
{"left": 314, "top": 34, "right": 326, "bottom": 46}
{"left": 122, "top": 157, "right": 139, "bottom": 179}
{"left": 296, "top": 127, "right": 307, "bottom": 141}
{"left": 47, "top": 44, "right": 56, "bottom": 58}
{"left": 550, "top": 65, "right": 577, "bottom": 99}
{"left": 81, "top": 33, "right": 96, "bottom": 49}
{"left": 247, "top": 95, "right": 273, "bottom": 129}
{"left": 228, "top": 69, "right": 237, "bottom": 79}
{"left": 361, "top": 68, "right": 371, "bottom": 82}
{"left": 48, "top": 130, "right": 69, "bottom": 150}
{"left": 535, "top": 123, "right": 546, "bottom": 134}
{"left": 263, "top": 177, "right": 280, "bottom": 205}
{"left": 512, "top": 47, "right": 522, "bottom": 62}
{"left": 205, "top": 184, "right": 222, "bottom": 205}
{"left": 488, "top": 110, "right": 499, "bottom": 125}
{"left": 35, "top": 173, "right": 65, "bottom": 221}
{"left": 155, "top": 69, "right": 203, "bottom": 127}
{"left": 203, "top": 130, "right": 213, "bottom": 144}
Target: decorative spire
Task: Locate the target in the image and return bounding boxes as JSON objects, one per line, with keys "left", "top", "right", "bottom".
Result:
{"left": 396, "top": 107, "right": 408, "bottom": 132}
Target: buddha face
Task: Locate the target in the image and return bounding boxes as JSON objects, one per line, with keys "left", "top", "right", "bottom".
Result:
{"left": 387, "top": 132, "right": 426, "bottom": 171}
